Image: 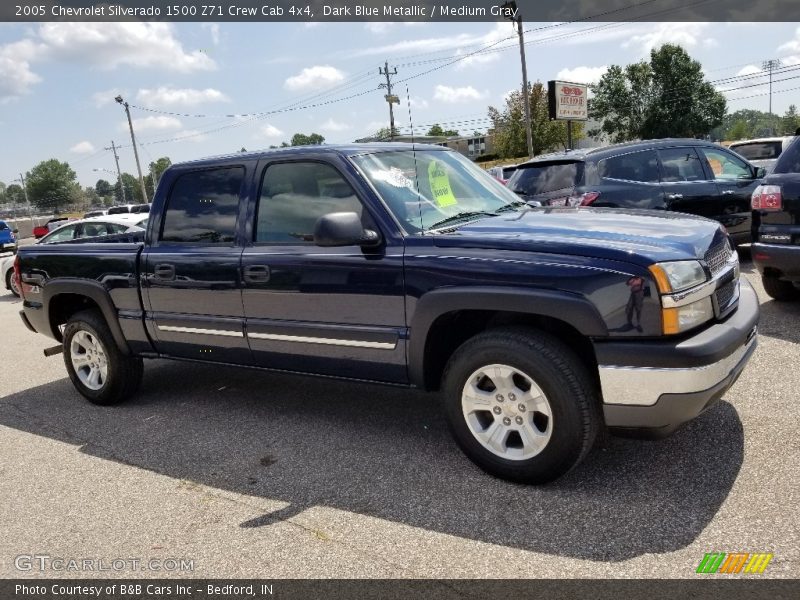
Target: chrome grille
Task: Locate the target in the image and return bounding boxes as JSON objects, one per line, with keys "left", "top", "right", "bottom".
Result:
{"left": 704, "top": 239, "right": 733, "bottom": 277}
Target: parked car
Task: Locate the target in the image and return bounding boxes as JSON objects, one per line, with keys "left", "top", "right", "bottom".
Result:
{"left": 83, "top": 209, "right": 107, "bottom": 218}
{"left": 3, "top": 214, "right": 148, "bottom": 297}
{"left": 107, "top": 204, "right": 135, "bottom": 215}
{"left": 507, "top": 139, "right": 766, "bottom": 245}
{"left": 487, "top": 163, "right": 519, "bottom": 184}
{"left": 130, "top": 203, "right": 151, "bottom": 214}
{"left": 751, "top": 136, "right": 800, "bottom": 301}
{"left": 729, "top": 136, "right": 795, "bottom": 175}
{"left": 0, "top": 220, "right": 18, "bottom": 254}
{"left": 14, "top": 144, "right": 758, "bottom": 484}
{"left": 32, "top": 217, "right": 71, "bottom": 239}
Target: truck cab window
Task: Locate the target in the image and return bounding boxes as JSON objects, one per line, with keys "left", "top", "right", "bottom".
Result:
{"left": 160, "top": 167, "right": 244, "bottom": 244}
{"left": 255, "top": 162, "right": 365, "bottom": 243}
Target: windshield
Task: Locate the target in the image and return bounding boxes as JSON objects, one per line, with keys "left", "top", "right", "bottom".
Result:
{"left": 350, "top": 150, "right": 524, "bottom": 233}
{"left": 0, "top": 222, "right": 8, "bottom": 230}
{"left": 507, "top": 162, "right": 583, "bottom": 196}
{"left": 731, "top": 142, "right": 783, "bottom": 161}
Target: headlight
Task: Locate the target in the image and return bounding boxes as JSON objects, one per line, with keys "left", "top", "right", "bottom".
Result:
{"left": 649, "top": 260, "right": 707, "bottom": 293}
{"left": 662, "top": 297, "right": 714, "bottom": 335}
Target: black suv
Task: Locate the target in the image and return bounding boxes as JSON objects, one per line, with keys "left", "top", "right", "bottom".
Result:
{"left": 507, "top": 139, "right": 766, "bottom": 245}
{"left": 752, "top": 137, "right": 800, "bottom": 300}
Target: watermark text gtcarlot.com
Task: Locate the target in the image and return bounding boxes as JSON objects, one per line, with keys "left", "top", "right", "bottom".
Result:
{"left": 14, "top": 555, "right": 194, "bottom": 572}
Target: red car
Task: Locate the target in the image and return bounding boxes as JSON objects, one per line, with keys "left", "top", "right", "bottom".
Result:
{"left": 33, "top": 217, "right": 71, "bottom": 239}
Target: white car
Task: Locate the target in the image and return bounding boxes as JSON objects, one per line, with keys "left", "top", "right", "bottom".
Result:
{"left": 729, "top": 137, "right": 796, "bottom": 174}
{"left": 2, "top": 214, "right": 148, "bottom": 297}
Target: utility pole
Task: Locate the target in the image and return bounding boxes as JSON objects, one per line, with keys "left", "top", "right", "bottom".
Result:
{"left": 105, "top": 140, "right": 126, "bottom": 204}
{"left": 16, "top": 173, "right": 33, "bottom": 221}
{"left": 379, "top": 61, "right": 399, "bottom": 141}
{"left": 503, "top": 1, "right": 533, "bottom": 158}
{"left": 763, "top": 59, "right": 782, "bottom": 134}
{"left": 115, "top": 95, "right": 148, "bottom": 203}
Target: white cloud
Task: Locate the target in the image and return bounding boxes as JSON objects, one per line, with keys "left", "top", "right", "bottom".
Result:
{"left": 736, "top": 65, "right": 763, "bottom": 76}
{"left": 778, "top": 27, "right": 800, "bottom": 65}
{"left": 70, "top": 141, "right": 95, "bottom": 154}
{"left": 136, "top": 86, "right": 230, "bottom": 107}
{"left": 409, "top": 96, "right": 429, "bottom": 109}
{"left": 258, "top": 124, "right": 284, "bottom": 140}
{"left": 0, "top": 39, "right": 45, "bottom": 100}
{"left": 556, "top": 65, "right": 609, "bottom": 85}
{"left": 0, "top": 23, "right": 214, "bottom": 101}
{"left": 122, "top": 116, "right": 183, "bottom": 132}
{"left": 622, "top": 22, "right": 712, "bottom": 55}
{"left": 284, "top": 65, "right": 346, "bottom": 91}
{"left": 365, "top": 23, "right": 392, "bottom": 34}
{"left": 433, "top": 85, "right": 487, "bottom": 103}
{"left": 320, "top": 118, "right": 350, "bottom": 132}
{"left": 202, "top": 23, "right": 221, "bottom": 45}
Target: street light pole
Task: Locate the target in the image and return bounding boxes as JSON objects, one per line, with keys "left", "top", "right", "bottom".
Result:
{"left": 503, "top": 2, "right": 533, "bottom": 158}
{"left": 115, "top": 95, "right": 148, "bottom": 203}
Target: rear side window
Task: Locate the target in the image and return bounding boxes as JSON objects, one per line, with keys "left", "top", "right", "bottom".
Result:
{"left": 773, "top": 138, "right": 800, "bottom": 174}
{"left": 160, "top": 167, "right": 244, "bottom": 244}
{"left": 657, "top": 148, "right": 706, "bottom": 182}
{"left": 731, "top": 142, "right": 783, "bottom": 161}
{"left": 508, "top": 162, "right": 583, "bottom": 195}
{"left": 598, "top": 150, "right": 659, "bottom": 183}
{"left": 255, "top": 162, "right": 365, "bottom": 244}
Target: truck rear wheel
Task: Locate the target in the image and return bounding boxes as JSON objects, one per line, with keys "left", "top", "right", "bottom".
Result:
{"left": 441, "top": 326, "right": 599, "bottom": 484}
{"left": 762, "top": 274, "right": 799, "bottom": 301}
{"left": 63, "top": 310, "right": 143, "bottom": 405}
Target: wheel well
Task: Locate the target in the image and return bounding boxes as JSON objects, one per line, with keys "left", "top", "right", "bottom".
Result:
{"left": 48, "top": 294, "right": 102, "bottom": 341}
{"left": 422, "top": 310, "right": 599, "bottom": 392}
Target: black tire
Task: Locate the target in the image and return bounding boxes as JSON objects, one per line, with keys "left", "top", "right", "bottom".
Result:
{"left": 762, "top": 275, "right": 799, "bottom": 302}
{"left": 5, "top": 269, "right": 20, "bottom": 298}
{"left": 441, "top": 326, "right": 600, "bottom": 484}
{"left": 62, "top": 309, "right": 143, "bottom": 405}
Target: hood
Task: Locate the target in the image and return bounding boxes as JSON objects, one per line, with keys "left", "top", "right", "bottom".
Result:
{"left": 433, "top": 207, "right": 725, "bottom": 267}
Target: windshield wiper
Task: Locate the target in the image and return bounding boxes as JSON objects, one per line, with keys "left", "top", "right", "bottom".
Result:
{"left": 429, "top": 211, "right": 498, "bottom": 230}
{"left": 494, "top": 200, "right": 529, "bottom": 213}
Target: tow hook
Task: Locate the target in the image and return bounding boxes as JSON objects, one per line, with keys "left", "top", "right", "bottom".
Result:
{"left": 43, "top": 345, "right": 64, "bottom": 358}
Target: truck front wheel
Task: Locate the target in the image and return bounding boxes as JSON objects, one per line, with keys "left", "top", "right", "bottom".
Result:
{"left": 63, "top": 310, "right": 143, "bottom": 405}
{"left": 441, "top": 326, "right": 600, "bottom": 484}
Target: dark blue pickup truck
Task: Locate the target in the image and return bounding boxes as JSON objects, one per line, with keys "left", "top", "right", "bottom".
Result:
{"left": 14, "top": 144, "right": 759, "bottom": 484}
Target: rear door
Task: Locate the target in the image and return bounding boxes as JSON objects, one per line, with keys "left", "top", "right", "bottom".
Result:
{"left": 593, "top": 149, "right": 664, "bottom": 208}
{"left": 696, "top": 145, "right": 759, "bottom": 243}
{"left": 141, "top": 164, "right": 252, "bottom": 363}
{"left": 657, "top": 146, "right": 720, "bottom": 219}
{"left": 240, "top": 156, "right": 407, "bottom": 383}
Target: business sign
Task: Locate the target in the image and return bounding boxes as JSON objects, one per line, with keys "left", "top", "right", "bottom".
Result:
{"left": 548, "top": 81, "right": 588, "bottom": 121}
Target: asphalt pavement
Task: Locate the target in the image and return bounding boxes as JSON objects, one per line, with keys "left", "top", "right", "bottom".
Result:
{"left": 0, "top": 258, "right": 797, "bottom": 579}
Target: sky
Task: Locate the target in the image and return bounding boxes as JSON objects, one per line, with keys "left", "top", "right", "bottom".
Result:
{"left": 2, "top": 20, "right": 800, "bottom": 187}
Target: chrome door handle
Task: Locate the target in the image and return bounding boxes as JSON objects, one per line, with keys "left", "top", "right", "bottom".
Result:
{"left": 722, "top": 190, "right": 735, "bottom": 195}
{"left": 667, "top": 193, "right": 683, "bottom": 200}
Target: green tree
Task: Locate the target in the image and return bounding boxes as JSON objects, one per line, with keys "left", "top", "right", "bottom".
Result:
{"left": 0, "top": 181, "right": 6, "bottom": 204}
{"left": 427, "top": 124, "right": 459, "bottom": 137}
{"left": 5, "top": 184, "right": 24, "bottom": 205}
{"left": 488, "top": 81, "right": 583, "bottom": 158}
{"left": 149, "top": 156, "right": 172, "bottom": 185}
{"left": 589, "top": 44, "right": 726, "bottom": 141}
{"left": 25, "top": 159, "right": 81, "bottom": 213}
{"left": 95, "top": 179, "right": 114, "bottom": 197}
{"left": 727, "top": 120, "right": 751, "bottom": 140}
{"left": 290, "top": 132, "right": 325, "bottom": 146}
{"left": 783, "top": 105, "right": 800, "bottom": 135}
{"left": 119, "top": 173, "right": 140, "bottom": 203}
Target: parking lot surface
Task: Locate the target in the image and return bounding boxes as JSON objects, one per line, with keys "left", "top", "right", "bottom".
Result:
{"left": 0, "top": 257, "right": 797, "bottom": 578}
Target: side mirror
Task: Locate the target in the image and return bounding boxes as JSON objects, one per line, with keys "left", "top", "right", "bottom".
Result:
{"left": 755, "top": 166, "right": 767, "bottom": 179}
{"left": 314, "top": 212, "right": 380, "bottom": 247}
{"left": 12, "top": 229, "right": 19, "bottom": 234}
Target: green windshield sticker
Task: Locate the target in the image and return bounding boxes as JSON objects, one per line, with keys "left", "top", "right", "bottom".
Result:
{"left": 428, "top": 161, "right": 458, "bottom": 207}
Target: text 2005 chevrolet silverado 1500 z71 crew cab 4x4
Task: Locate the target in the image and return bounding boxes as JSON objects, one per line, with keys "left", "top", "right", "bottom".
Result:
{"left": 14, "top": 144, "right": 759, "bottom": 484}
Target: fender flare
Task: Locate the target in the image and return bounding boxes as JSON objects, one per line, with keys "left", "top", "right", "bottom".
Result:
{"left": 42, "top": 279, "right": 131, "bottom": 355}
{"left": 407, "top": 286, "right": 608, "bottom": 388}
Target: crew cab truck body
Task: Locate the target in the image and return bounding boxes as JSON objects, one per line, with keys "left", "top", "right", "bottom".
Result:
{"left": 751, "top": 136, "right": 800, "bottom": 301}
{"left": 15, "top": 144, "right": 759, "bottom": 484}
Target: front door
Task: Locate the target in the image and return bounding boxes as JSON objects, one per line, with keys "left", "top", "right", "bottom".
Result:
{"left": 142, "top": 164, "right": 251, "bottom": 363}
{"left": 240, "top": 157, "right": 407, "bottom": 383}
{"left": 657, "top": 146, "right": 720, "bottom": 219}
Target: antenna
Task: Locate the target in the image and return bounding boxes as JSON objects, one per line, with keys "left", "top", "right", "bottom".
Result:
{"left": 407, "top": 84, "right": 423, "bottom": 234}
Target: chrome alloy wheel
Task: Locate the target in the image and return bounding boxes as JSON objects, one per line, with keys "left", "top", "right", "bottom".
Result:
{"left": 461, "top": 363, "right": 553, "bottom": 460}
{"left": 70, "top": 330, "right": 109, "bottom": 391}
{"left": 8, "top": 271, "right": 20, "bottom": 297}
